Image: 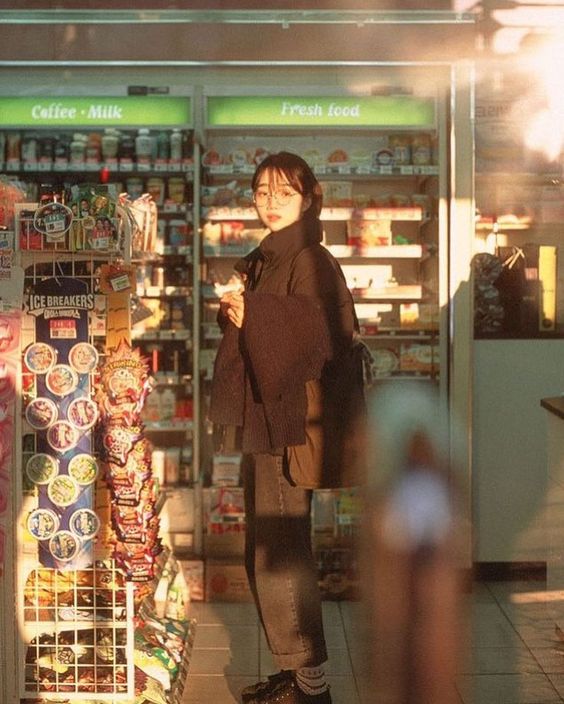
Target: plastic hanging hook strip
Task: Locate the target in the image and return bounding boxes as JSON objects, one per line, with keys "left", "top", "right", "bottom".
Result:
{"left": 502, "top": 247, "right": 525, "bottom": 270}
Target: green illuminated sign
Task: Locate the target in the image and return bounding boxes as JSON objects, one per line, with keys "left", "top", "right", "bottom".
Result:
{"left": 0, "top": 97, "right": 192, "bottom": 127}
{"left": 207, "top": 96, "right": 435, "bottom": 128}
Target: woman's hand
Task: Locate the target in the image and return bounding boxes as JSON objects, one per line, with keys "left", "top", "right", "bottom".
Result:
{"left": 220, "top": 292, "right": 245, "bottom": 329}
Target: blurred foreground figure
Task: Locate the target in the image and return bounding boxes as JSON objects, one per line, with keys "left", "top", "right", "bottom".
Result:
{"left": 362, "top": 384, "right": 466, "bottom": 704}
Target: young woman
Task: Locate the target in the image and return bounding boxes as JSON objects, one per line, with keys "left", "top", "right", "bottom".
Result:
{"left": 210, "top": 152, "right": 363, "bottom": 704}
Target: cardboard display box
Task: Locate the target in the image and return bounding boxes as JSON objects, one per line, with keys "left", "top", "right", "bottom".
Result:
{"left": 205, "top": 559, "right": 253, "bottom": 603}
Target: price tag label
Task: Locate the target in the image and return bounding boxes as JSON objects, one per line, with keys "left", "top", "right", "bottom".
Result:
{"left": 119, "top": 160, "right": 134, "bottom": 172}
{"left": 338, "top": 166, "right": 351, "bottom": 175}
{"left": 109, "top": 272, "right": 132, "bottom": 292}
{"left": 168, "top": 161, "right": 181, "bottom": 172}
{"left": 137, "top": 160, "right": 151, "bottom": 172}
{"left": 154, "top": 160, "right": 168, "bottom": 172}
{"left": 53, "top": 160, "right": 68, "bottom": 172}
{"left": 104, "top": 158, "right": 119, "bottom": 172}
{"left": 182, "top": 161, "right": 194, "bottom": 173}
{"left": 357, "top": 166, "right": 371, "bottom": 175}
{"left": 380, "top": 165, "right": 393, "bottom": 175}
{"left": 400, "top": 165, "right": 414, "bottom": 175}
{"left": 6, "top": 160, "right": 20, "bottom": 172}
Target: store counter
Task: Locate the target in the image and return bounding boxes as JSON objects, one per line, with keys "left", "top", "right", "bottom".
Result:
{"left": 541, "top": 397, "right": 564, "bottom": 615}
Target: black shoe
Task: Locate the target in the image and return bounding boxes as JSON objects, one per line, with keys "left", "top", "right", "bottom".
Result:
{"left": 241, "top": 670, "right": 293, "bottom": 702}
{"left": 246, "top": 675, "right": 332, "bottom": 703}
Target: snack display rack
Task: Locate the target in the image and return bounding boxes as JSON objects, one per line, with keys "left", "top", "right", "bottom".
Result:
{"left": 0, "top": 96, "right": 198, "bottom": 702}
{"left": 21, "top": 562, "right": 135, "bottom": 699}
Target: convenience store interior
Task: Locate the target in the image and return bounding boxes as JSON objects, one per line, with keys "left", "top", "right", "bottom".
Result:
{"left": 1, "top": 4, "right": 564, "bottom": 704}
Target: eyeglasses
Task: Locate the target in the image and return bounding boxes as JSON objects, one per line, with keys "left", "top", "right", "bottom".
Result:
{"left": 253, "top": 187, "right": 298, "bottom": 207}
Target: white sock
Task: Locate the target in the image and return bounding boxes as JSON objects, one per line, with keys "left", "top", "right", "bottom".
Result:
{"left": 295, "top": 665, "right": 328, "bottom": 695}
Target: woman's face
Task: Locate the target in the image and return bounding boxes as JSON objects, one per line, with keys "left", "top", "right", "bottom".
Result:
{"left": 254, "top": 167, "right": 311, "bottom": 232}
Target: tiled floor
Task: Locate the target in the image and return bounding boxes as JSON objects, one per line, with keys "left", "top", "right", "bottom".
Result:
{"left": 180, "top": 580, "right": 564, "bottom": 704}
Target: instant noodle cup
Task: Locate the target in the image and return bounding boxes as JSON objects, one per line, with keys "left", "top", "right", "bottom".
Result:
{"left": 27, "top": 508, "right": 60, "bottom": 541}
{"left": 67, "top": 397, "right": 98, "bottom": 431}
{"left": 48, "top": 474, "right": 80, "bottom": 507}
{"left": 47, "top": 421, "right": 79, "bottom": 454}
{"left": 49, "top": 530, "right": 80, "bottom": 562}
{"left": 26, "top": 453, "right": 59, "bottom": 485}
{"left": 45, "top": 365, "right": 79, "bottom": 397}
{"left": 68, "top": 454, "right": 98, "bottom": 486}
{"left": 24, "top": 342, "right": 57, "bottom": 374}
{"left": 68, "top": 342, "right": 99, "bottom": 374}
{"left": 69, "top": 508, "right": 100, "bottom": 540}
{"left": 25, "top": 397, "right": 58, "bottom": 430}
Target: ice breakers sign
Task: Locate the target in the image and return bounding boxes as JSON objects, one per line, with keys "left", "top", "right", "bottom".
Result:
{"left": 207, "top": 96, "right": 435, "bottom": 128}
{"left": 0, "top": 97, "right": 192, "bottom": 127}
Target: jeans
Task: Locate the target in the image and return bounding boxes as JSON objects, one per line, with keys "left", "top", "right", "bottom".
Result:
{"left": 243, "top": 452, "right": 327, "bottom": 670}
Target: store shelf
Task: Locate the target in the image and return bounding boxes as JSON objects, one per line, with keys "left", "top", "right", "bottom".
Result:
{"left": 138, "top": 285, "right": 193, "bottom": 299}
{"left": 152, "top": 373, "right": 193, "bottom": 386}
{"left": 132, "top": 330, "right": 192, "bottom": 342}
{"left": 352, "top": 285, "right": 423, "bottom": 301}
{"left": 363, "top": 330, "right": 437, "bottom": 341}
{"left": 204, "top": 205, "right": 424, "bottom": 221}
{"left": 204, "top": 246, "right": 257, "bottom": 257}
{"left": 145, "top": 420, "right": 193, "bottom": 432}
{"left": 204, "top": 164, "right": 439, "bottom": 177}
{"left": 5, "top": 160, "right": 194, "bottom": 176}
{"left": 326, "top": 244, "right": 422, "bottom": 258}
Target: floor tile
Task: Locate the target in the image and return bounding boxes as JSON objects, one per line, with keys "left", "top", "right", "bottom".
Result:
{"left": 514, "top": 623, "right": 564, "bottom": 649}
{"left": 180, "top": 674, "right": 257, "bottom": 704}
{"left": 187, "top": 601, "right": 260, "bottom": 625}
{"left": 531, "top": 646, "right": 564, "bottom": 674}
{"left": 189, "top": 646, "right": 259, "bottom": 676}
{"left": 460, "top": 647, "right": 542, "bottom": 675}
{"left": 457, "top": 673, "right": 561, "bottom": 704}
{"left": 548, "top": 673, "right": 564, "bottom": 697}
{"left": 194, "top": 623, "right": 259, "bottom": 649}
{"left": 471, "top": 618, "right": 520, "bottom": 647}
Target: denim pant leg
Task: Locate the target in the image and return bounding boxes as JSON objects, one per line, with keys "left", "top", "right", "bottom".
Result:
{"left": 243, "top": 452, "right": 327, "bottom": 670}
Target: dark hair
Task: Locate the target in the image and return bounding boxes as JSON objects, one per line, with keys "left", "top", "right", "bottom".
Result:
{"left": 251, "top": 151, "right": 323, "bottom": 218}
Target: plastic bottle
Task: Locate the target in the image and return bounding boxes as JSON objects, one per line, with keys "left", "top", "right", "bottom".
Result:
{"left": 21, "top": 134, "right": 38, "bottom": 163}
{"left": 101, "top": 129, "right": 119, "bottom": 160}
{"left": 119, "top": 132, "right": 135, "bottom": 160}
{"left": 70, "top": 133, "right": 86, "bottom": 162}
{"left": 54, "top": 135, "right": 70, "bottom": 160}
{"left": 170, "top": 129, "right": 183, "bottom": 161}
{"left": 6, "top": 132, "right": 21, "bottom": 161}
{"left": 135, "top": 128, "right": 153, "bottom": 161}
{"left": 156, "top": 131, "right": 170, "bottom": 160}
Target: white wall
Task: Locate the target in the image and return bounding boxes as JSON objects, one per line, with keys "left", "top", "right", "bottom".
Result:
{"left": 473, "top": 339, "right": 564, "bottom": 562}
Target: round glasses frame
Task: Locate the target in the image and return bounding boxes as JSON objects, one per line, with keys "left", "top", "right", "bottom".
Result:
{"left": 252, "top": 189, "right": 299, "bottom": 207}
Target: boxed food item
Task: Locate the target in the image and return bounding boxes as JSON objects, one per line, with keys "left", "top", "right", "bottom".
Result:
{"left": 212, "top": 453, "right": 242, "bottom": 487}
{"left": 347, "top": 219, "right": 392, "bottom": 249}
{"left": 319, "top": 181, "right": 353, "bottom": 207}
{"left": 180, "top": 559, "right": 205, "bottom": 601}
{"left": 399, "top": 343, "right": 439, "bottom": 374}
{"left": 205, "top": 558, "right": 253, "bottom": 602}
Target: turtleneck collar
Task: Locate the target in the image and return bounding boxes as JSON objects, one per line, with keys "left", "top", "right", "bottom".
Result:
{"left": 258, "top": 216, "right": 323, "bottom": 267}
